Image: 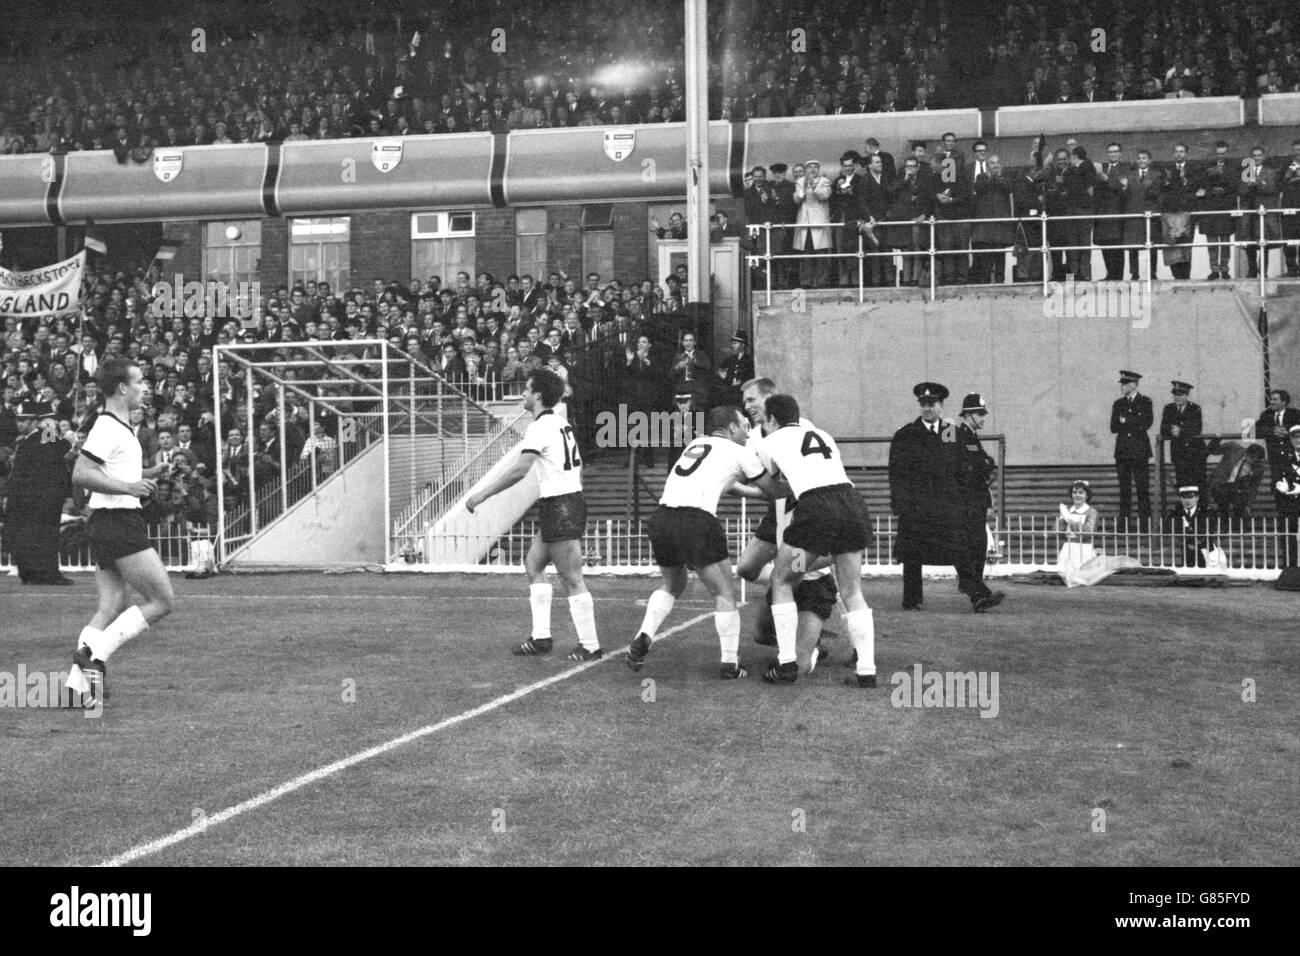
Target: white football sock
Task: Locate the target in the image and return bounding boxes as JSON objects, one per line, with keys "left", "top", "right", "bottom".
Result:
{"left": 568, "top": 591, "right": 599, "bottom": 651}
{"left": 65, "top": 664, "right": 89, "bottom": 695}
{"left": 639, "top": 589, "right": 675, "bottom": 641}
{"left": 772, "top": 602, "right": 798, "bottom": 665}
{"left": 528, "top": 582, "right": 553, "bottom": 640}
{"left": 77, "top": 625, "right": 102, "bottom": 650}
{"left": 845, "top": 608, "right": 875, "bottom": 676}
{"left": 85, "top": 605, "right": 148, "bottom": 663}
{"left": 714, "top": 609, "right": 741, "bottom": 664}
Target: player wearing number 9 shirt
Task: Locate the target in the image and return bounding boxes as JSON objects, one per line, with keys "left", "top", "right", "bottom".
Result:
{"left": 626, "top": 406, "right": 784, "bottom": 678}
{"left": 757, "top": 394, "right": 878, "bottom": 688}
{"left": 466, "top": 369, "right": 601, "bottom": 661}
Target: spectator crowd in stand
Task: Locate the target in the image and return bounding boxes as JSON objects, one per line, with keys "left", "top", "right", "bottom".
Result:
{"left": 1, "top": 257, "right": 752, "bottom": 553}
{"left": 3, "top": 0, "right": 1300, "bottom": 155}
{"left": 741, "top": 134, "right": 1300, "bottom": 287}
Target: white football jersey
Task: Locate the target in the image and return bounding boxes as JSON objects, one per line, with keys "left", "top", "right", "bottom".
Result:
{"left": 660, "top": 436, "right": 765, "bottom": 515}
{"left": 758, "top": 421, "right": 850, "bottom": 499}
{"left": 747, "top": 416, "right": 812, "bottom": 521}
{"left": 80, "top": 410, "right": 143, "bottom": 510}
{"left": 520, "top": 409, "right": 583, "bottom": 498}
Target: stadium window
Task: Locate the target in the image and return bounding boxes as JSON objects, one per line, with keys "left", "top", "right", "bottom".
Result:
{"left": 203, "top": 220, "right": 261, "bottom": 286}
{"left": 411, "top": 211, "right": 476, "bottom": 284}
{"left": 581, "top": 204, "right": 614, "bottom": 283}
{"left": 289, "top": 217, "right": 350, "bottom": 291}
{"left": 515, "top": 208, "right": 547, "bottom": 281}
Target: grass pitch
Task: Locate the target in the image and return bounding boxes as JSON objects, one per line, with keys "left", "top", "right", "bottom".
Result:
{"left": 1, "top": 572, "right": 1295, "bottom": 866}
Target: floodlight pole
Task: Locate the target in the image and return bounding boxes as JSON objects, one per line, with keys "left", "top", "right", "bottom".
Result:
{"left": 684, "top": 0, "right": 710, "bottom": 307}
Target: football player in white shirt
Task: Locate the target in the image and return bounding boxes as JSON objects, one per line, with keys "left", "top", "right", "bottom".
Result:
{"left": 757, "top": 394, "right": 878, "bottom": 688}
{"left": 626, "top": 406, "right": 784, "bottom": 678}
{"left": 466, "top": 369, "right": 601, "bottom": 660}
{"left": 65, "top": 358, "right": 177, "bottom": 707}
{"left": 736, "top": 376, "right": 843, "bottom": 674}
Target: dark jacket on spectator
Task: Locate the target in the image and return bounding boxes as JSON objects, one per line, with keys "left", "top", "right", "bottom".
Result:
{"left": 969, "top": 169, "right": 1015, "bottom": 244}
{"left": 860, "top": 169, "right": 895, "bottom": 223}
{"left": 744, "top": 180, "right": 777, "bottom": 224}
{"left": 1121, "top": 163, "right": 1164, "bottom": 246}
{"left": 886, "top": 168, "right": 934, "bottom": 249}
{"left": 1197, "top": 158, "right": 1239, "bottom": 235}
{"left": 1093, "top": 163, "right": 1128, "bottom": 243}
{"left": 1161, "top": 161, "right": 1198, "bottom": 213}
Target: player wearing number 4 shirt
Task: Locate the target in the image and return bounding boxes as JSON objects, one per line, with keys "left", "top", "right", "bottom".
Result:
{"left": 626, "top": 406, "right": 784, "bottom": 678}
{"left": 466, "top": 369, "right": 601, "bottom": 661}
{"left": 756, "top": 395, "right": 878, "bottom": 688}
{"left": 64, "top": 358, "right": 177, "bottom": 710}
{"left": 736, "top": 377, "right": 843, "bottom": 675}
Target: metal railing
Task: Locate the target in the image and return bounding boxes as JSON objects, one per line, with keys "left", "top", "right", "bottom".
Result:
{"left": 1155, "top": 432, "right": 1271, "bottom": 516}
{"left": 390, "top": 405, "right": 533, "bottom": 559}
{"left": 407, "top": 512, "right": 1297, "bottom": 578}
{"left": 0, "top": 522, "right": 214, "bottom": 572}
{"left": 214, "top": 340, "right": 500, "bottom": 563}
{"left": 746, "top": 206, "right": 1300, "bottom": 303}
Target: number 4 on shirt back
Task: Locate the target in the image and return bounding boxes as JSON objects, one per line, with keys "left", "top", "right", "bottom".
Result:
{"left": 801, "top": 432, "right": 833, "bottom": 458}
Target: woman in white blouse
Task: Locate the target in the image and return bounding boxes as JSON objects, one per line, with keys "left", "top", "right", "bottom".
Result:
{"left": 1056, "top": 480, "right": 1137, "bottom": 586}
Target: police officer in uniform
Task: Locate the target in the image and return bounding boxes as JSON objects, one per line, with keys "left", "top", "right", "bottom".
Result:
{"left": 955, "top": 393, "right": 1005, "bottom": 611}
{"left": 3, "top": 399, "right": 73, "bottom": 584}
{"left": 1166, "top": 484, "right": 1217, "bottom": 568}
{"left": 1160, "top": 380, "right": 1206, "bottom": 491}
{"left": 1111, "top": 370, "right": 1154, "bottom": 525}
{"left": 1274, "top": 424, "right": 1300, "bottom": 568}
{"left": 888, "top": 383, "right": 963, "bottom": 610}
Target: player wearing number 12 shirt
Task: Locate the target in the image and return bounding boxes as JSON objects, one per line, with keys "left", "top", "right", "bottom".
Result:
{"left": 466, "top": 369, "right": 601, "bottom": 661}
{"left": 756, "top": 395, "right": 878, "bottom": 688}
{"left": 626, "top": 406, "right": 784, "bottom": 678}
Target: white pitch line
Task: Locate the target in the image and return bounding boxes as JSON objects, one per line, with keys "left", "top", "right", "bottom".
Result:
{"left": 96, "top": 610, "right": 716, "bottom": 868}
{"left": 4, "top": 593, "right": 716, "bottom": 606}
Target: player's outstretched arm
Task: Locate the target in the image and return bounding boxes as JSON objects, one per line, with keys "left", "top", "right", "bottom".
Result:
{"left": 72, "top": 455, "right": 155, "bottom": 498}
{"left": 465, "top": 453, "right": 536, "bottom": 514}
{"left": 726, "top": 478, "right": 767, "bottom": 499}
{"left": 752, "top": 472, "right": 789, "bottom": 500}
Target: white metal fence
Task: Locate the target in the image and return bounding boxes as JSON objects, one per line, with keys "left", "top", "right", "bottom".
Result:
{"left": 391, "top": 406, "right": 532, "bottom": 559}
{"left": 0, "top": 523, "right": 213, "bottom": 573}
{"left": 404, "top": 512, "right": 1298, "bottom": 578}
{"left": 11, "top": 513, "right": 1291, "bottom": 577}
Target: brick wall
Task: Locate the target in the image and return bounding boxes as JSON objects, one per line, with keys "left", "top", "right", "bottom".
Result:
{"left": 259, "top": 219, "right": 288, "bottom": 290}
{"left": 612, "top": 202, "right": 649, "bottom": 282}
{"left": 238, "top": 198, "right": 739, "bottom": 293}
{"left": 476, "top": 207, "right": 515, "bottom": 280}
{"left": 545, "top": 205, "right": 584, "bottom": 278}
{"left": 351, "top": 211, "right": 410, "bottom": 286}
{"left": 160, "top": 221, "right": 200, "bottom": 280}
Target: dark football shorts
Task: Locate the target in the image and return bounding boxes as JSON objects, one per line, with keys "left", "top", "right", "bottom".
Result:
{"left": 753, "top": 497, "right": 799, "bottom": 545}
{"left": 87, "top": 508, "right": 153, "bottom": 569}
{"left": 756, "top": 573, "right": 841, "bottom": 640}
{"left": 782, "top": 484, "right": 871, "bottom": 556}
{"left": 538, "top": 491, "right": 588, "bottom": 542}
{"left": 648, "top": 506, "right": 730, "bottom": 569}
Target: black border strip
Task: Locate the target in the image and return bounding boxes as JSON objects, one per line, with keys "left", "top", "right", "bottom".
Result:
{"left": 1243, "top": 97, "right": 1259, "bottom": 127}
{"left": 261, "top": 143, "right": 281, "bottom": 217}
{"left": 44, "top": 152, "right": 66, "bottom": 226}
{"left": 490, "top": 132, "right": 509, "bottom": 207}
{"left": 728, "top": 120, "right": 746, "bottom": 197}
